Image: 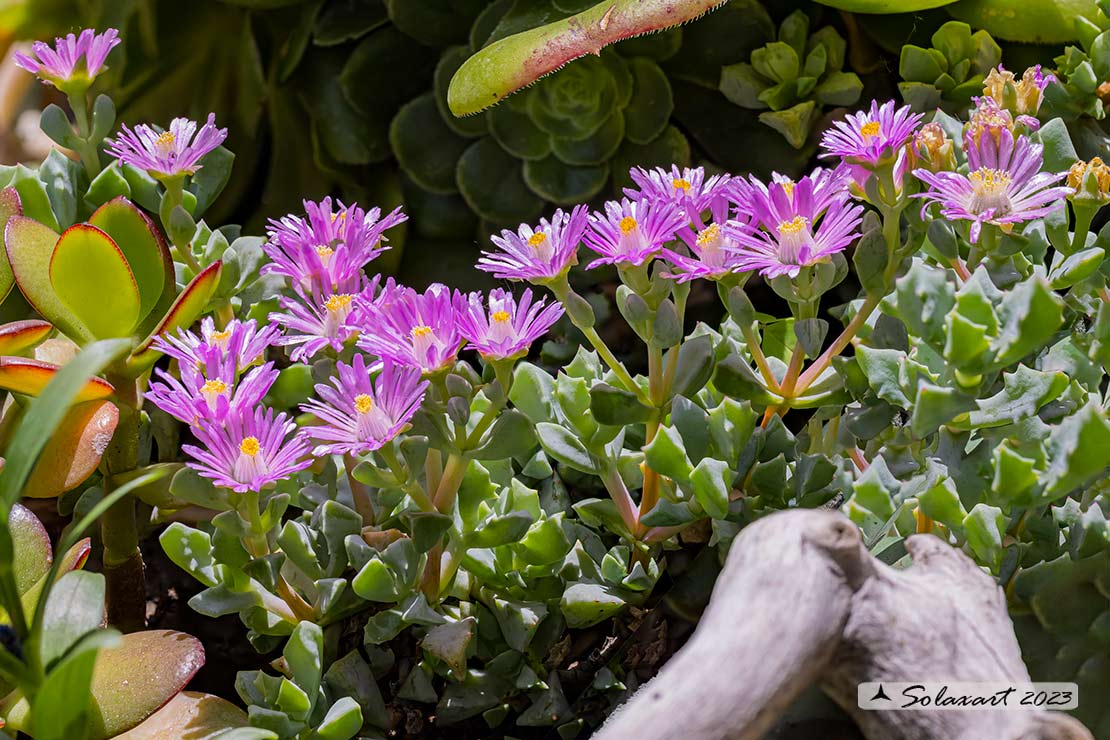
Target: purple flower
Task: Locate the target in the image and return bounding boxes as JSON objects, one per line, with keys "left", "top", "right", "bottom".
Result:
{"left": 724, "top": 169, "right": 864, "bottom": 278}
{"left": 660, "top": 198, "right": 750, "bottom": 282}
{"left": 456, "top": 288, "right": 564, "bottom": 360}
{"left": 301, "top": 356, "right": 428, "bottom": 456}
{"left": 14, "top": 28, "right": 120, "bottom": 89}
{"left": 478, "top": 206, "right": 587, "bottom": 283}
{"left": 913, "top": 127, "right": 1069, "bottom": 243}
{"left": 626, "top": 165, "right": 731, "bottom": 216}
{"left": 154, "top": 317, "right": 278, "bottom": 374}
{"left": 184, "top": 407, "right": 310, "bottom": 493}
{"left": 265, "top": 198, "right": 406, "bottom": 293}
{"left": 106, "top": 113, "right": 227, "bottom": 178}
{"left": 354, "top": 280, "right": 463, "bottom": 374}
{"left": 271, "top": 283, "right": 367, "bottom": 363}
{"left": 820, "top": 100, "right": 923, "bottom": 167}
{"left": 582, "top": 198, "right": 686, "bottom": 269}
{"left": 147, "top": 350, "right": 277, "bottom": 425}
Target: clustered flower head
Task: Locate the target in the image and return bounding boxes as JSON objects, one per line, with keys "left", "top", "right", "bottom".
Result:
{"left": 456, "top": 288, "right": 565, "bottom": 360}
{"left": 107, "top": 113, "right": 228, "bottom": 179}
{"left": 354, "top": 281, "right": 464, "bottom": 374}
{"left": 820, "top": 99, "right": 924, "bottom": 168}
{"left": 14, "top": 27, "right": 120, "bottom": 90}
{"left": 265, "top": 197, "right": 406, "bottom": 294}
{"left": 661, "top": 197, "right": 749, "bottom": 283}
{"left": 154, "top": 317, "right": 278, "bottom": 373}
{"left": 478, "top": 206, "right": 588, "bottom": 284}
{"left": 185, "top": 408, "right": 310, "bottom": 494}
{"left": 626, "top": 165, "right": 731, "bottom": 218}
{"left": 582, "top": 197, "right": 687, "bottom": 269}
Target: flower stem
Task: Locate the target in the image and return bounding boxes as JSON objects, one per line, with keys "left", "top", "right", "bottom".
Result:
{"left": 794, "top": 293, "right": 881, "bottom": 394}
{"left": 742, "top": 325, "right": 780, "bottom": 391}
{"left": 581, "top": 326, "right": 651, "bottom": 405}
{"left": 66, "top": 92, "right": 102, "bottom": 181}
{"left": 602, "top": 465, "right": 639, "bottom": 536}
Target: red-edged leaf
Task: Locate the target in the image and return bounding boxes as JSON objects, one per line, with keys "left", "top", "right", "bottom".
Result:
{"left": 8, "top": 503, "right": 52, "bottom": 594}
{"left": 15, "top": 537, "right": 93, "bottom": 620}
{"left": 49, "top": 224, "right": 141, "bottom": 339}
{"left": 0, "top": 187, "right": 20, "bottom": 303}
{"left": 88, "top": 198, "right": 172, "bottom": 326}
{"left": 23, "top": 400, "right": 119, "bottom": 499}
{"left": 0, "top": 320, "right": 53, "bottom": 356}
{"left": 0, "top": 357, "right": 114, "bottom": 402}
{"left": 112, "top": 692, "right": 248, "bottom": 739}
{"left": 125, "top": 261, "right": 223, "bottom": 375}
{"left": 4, "top": 215, "right": 93, "bottom": 343}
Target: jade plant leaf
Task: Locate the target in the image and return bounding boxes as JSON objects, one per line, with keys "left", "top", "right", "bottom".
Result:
{"left": 49, "top": 224, "right": 141, "bottom": 339}
{"left": 87, "top": 198, "right": 172, "bottom": 324}
{"left": 0, "top": 320, "right": 52, "bottom": 356}
{"left": 4, "top": 215, "right": 93, "bottom": 343}
{"left": 113, "top": 691, "right": 249, "bottom": 739}
{"left": 87, "top": 630, "right": 206, "bottom": 740}
{"left": 126, "top": 260, "right": 223, "bottom": 375}
{"left": 8, "top": 503, "right": 52, "bottom": 594}
{"left": 0, "top": 357, "right": 115, "bottom": 402}
{"left": 21, "top": 400, "right": 119, "bottom": 499}
{"left": 0, "top": 187, "right": 19, "bottom": 303}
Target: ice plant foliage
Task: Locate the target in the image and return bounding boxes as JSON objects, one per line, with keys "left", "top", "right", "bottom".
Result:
{"left": 302, "top": 356, "right": 428, "bottom": 456}
{"left": 820, "top": 99, "right": 924, "bottom": 167}
{"left": 456, "top": 288, "right": 565, "bottom": 360}
{"left": 107, "top": 113, "right": 228, "bottom": 178}
{"left": 13, "top": 27, "right": 120, "bottom": 89}
{"left": 478, "top": 205, "right": 588, "bottom": 283}
{"left": 583, "top": 197, "right": 687, "bottom": 269}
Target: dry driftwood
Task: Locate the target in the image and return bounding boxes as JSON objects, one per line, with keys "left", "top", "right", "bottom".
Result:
{"left": 594, "top": 509, "right": 1093, "bottom": 740}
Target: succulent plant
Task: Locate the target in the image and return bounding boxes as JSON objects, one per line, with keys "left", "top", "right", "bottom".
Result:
{"left": 897, "top": 21, "right": 1002, "bottom": 113}
{"left": 1042, "top": 2, "right": 1110, "bottom": 122}
{"left": 718, "top": 9, "right": 862, "bottom": 148}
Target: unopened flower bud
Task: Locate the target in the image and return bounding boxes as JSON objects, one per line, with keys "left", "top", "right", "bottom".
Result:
{"left": 983, "top": 64, "right": 1055, "bottom": 119}
{"left": 912, "top": 123, "right": 955, "bottom": 172}
{"left": 1067, "top": 157, "right": 1110, "bottom": 205}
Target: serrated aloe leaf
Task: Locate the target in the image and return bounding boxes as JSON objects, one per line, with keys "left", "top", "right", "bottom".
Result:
{"left": 0, "top": 187, "right": 19, "bottom": 303}
{"left": 0, "top": 357, "right": 114, "bottom": 402}
{"left": 113, "top": 691, "right": 249, "bottom": 739}
{"left": 87, "top": 630, "right": 206, "bottom": 740}
{"left": 88, "top": 198, "right": 172, "bottom": 324}
{"left": 0, "top": 320, "right": 52, "bottom": 355}
{"left": 49, "top": 224, "right": 141, "bottom": 339}
{"left": 448, "top": 0, "right": 728, "bottom": 115}
{"left": 8, "top": 503, "right": 52, "bottom": 594}
{"left": 4, "top": 215, "right": 93, "bottom": 343}
{"left": 126, "top": 261, "right": 223, "bottom": 375}
{"left": 22, "top": 400, "right": 118, "bottom": 499}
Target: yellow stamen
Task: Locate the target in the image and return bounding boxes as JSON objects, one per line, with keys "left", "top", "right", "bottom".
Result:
{"left": 209, "top": 329, "right": 231, "bottom": 343}
{"left": 781, "top": 181, "right": 795, "bottom": 198}
{"left": 619, "top": 216, "right": 638, "bottom": 234}
{"left": 155, "top": 131, "right": 175, "bottom": 148}
{"left": 777, "top": 216, "right": 807, "bottom": 235}
{"left": 696, "top": 223, "right": 720, "bottom": 247}
{"left": 492, "top": 310, "right": 511, "bottom": 322}
{"left": 315, "top": 245, "right": 334, "bottom": 259}
{"left": 528, "top": 232, "right": 547, "bottom": 247}
{"left": 324, "top": 294, "right": 353, "bottom": 313}
{"left": 859, "top": 121, "right": 881, "bottom": 138}
{"left": 240, "top": 437, "right": 260, "bottom": 456}
{"left": 354, "top": 394, "right": 374, "bottom": 414}
{"left": 200, "top": 379, "right": 228, "bottom": 395}
{"left": 672, "top": 178, "right": 691, "bottom": 191}
{"left": 968, "top": 168, "right": 1011, "bottom": 192}
{"left": 412, "top": 325, "right": 433, "bottom": 337}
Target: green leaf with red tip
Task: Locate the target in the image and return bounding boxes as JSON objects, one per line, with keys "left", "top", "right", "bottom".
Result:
{"left": 0, "top": 357, "right": 114, "bottom": 402}
{"left": 0, "top": 320, "right": 53, "bottom": 356}
{"left": 4, "top": 215, "right": 93, "bottom": 343}
{"left": 126, "top": 261, "right": 223, "bottom": 376}
{"left": 0, "top": 187, "right": 20, "bottom": 303}
{"left": 113, "top": 692, "right": 249, "bottom": 739}
{"left": 448, "top": 0, "right": 728, "bottom": 115}
{"left": 49, "top": 224, "right": 141, "bottom": 339}
{"left": 87, "top": 630, "right": 206, "bottom": 740}
{"left": 8, "top": 503, "right": 52, "bottom": 594}
{"left": 88, "top": 198, "right": 172, "bottom": 324}
{"left": 22, "top": 400, "right": 119, "bottom": 499}
{"left": 2, "top": 538, "right": 92, "bottom": 626}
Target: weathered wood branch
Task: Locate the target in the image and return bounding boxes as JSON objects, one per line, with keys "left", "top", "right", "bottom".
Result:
{"left": 594, "top": 509, "right": 1092, "bottom": 740}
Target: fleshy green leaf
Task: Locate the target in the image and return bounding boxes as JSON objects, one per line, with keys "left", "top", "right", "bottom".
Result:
{"left": 49, "top": 224, "right": 140, "bottom": 339}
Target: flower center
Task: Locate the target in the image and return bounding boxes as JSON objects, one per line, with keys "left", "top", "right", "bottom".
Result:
{"left": 968, "top": 167, "right": 1013, "bottom": 214}
{"left": 200, "top": 379, "right": 228, "bottom": 411}
{"left": 777, "top": 216, "right": 807, "bottom": 235}
{"left": 672, "top": 178, "right": 691, "bottom": 192}
{"left": 354, "top": 393, "right": 374, "bottom": 414}
{"left": 775, "top": 216, "right": 811, "bottom": 265}
{"left": 781, "top": 180, "right": 796, "bottom": 199}
{"left": 528, "top": 232, "right": 547, "bottom": 248}
{"left": 859, "top": 121, "right": 881, "bottom": 139}
{"left": 315, "top": 245, "right": 334, "bottom": 266}
{"left": 325, "top": 294, "right": 353, "bottom": 314}
{"left": 492, "top": 310, "right": 511, "bottom": 323}
{"left": 154, "top": 131, "right": 176, "bottom": 154}
{"left": 412, "top": 325, "right": 433, "bottom": 338}
{"left": 619, "top": 216, "right": 638, "bottom": 234}
{"left": 240, "top": 436, "right": 260, "bottom": 456}
{"left": 208, "top": 329, "right": 232, "bottom": 350}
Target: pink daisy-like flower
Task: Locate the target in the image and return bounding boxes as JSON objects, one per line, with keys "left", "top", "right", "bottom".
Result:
{"left": 184, "top": 407, "right": 310, "bottom": 493}
{"left": 147, "top": 349, "right": 277, "bottom": 425}
{"left": 14, "top": 28, "right": 120, "bottom": 89}
{"left": 820, "top": 100, "right": 923, "bottom": 168}
{"left": 913, "top": 126, "right": 1069, "bottom": 243}
{"left": 456, "top": 288, "right": 564, "bottom": 360}
{"left": 478, "top": 206, "right": 588, "bottom": 283}
{"left": 271, "top": 282, "right": 368, "bottom": 363}
{"left": 265, "top": 198, "right": 406, "bottom": 293}
{"left": 625, "top": 165, "right": 731, "bottom": 217}
{"left": 660, "top": 197, "right": 751, "bottom": 282}
{"left": 582, "top": 197, "right": 686, "bottom": 270}
{"left": 724, "top": 169, "right": 864, "bottom": 278}
{"left": 354, "top": 280, "right": 464, "bottom": 374}
{"left": 106, "top": 113, "right": 227, "bottom": 178}
{"left": 301, "top": 355, "right": 428, "bottom": 456}
{"left": 153, "top": 317, "right": 278, "bottom": 374}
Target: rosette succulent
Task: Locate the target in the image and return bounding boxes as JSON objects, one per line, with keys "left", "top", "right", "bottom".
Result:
{"left": 897, "top": 21, "right": 1002, "bottom": 113}
{"left": 719, "top": 10, "right": 863, "bottom": 148}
